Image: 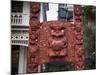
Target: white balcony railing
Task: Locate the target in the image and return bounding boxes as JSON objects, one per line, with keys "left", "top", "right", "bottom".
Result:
{"left": 11, "top": 13, "right": 30, "bottom": 26}
{"left": 11, "top": 29, "right": 29, "bottom": 46}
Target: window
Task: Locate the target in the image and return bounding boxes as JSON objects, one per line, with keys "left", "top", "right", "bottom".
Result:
{"left": 42, "top": 3, "right": 49, "bottom": 21}
{"left": 58, "top": 4, "right": 73, "bottom": 22}
{"left": 11, "top": 1, "right": 23, "bottom": 13}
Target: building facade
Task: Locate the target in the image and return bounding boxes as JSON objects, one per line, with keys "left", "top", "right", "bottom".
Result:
{"left": 11, "top": 1, "right": 30, "bottom": 74}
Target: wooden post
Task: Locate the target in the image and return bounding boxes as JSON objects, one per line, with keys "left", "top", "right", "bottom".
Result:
{"left": 27, "top": 2, "right": 40, "bottom": 73}
{"left": 74, "top": 5, "right": 85, "bottom": 70}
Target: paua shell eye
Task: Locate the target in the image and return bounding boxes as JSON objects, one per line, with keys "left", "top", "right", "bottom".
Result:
{"left": 60, "top": 27, "right": 65, "bottom": 32}
{"left": 61, "top": 29, "right": 64, "bottom": 33}
{"left": 51, "top": 29, "right": 54, "bottom": 33}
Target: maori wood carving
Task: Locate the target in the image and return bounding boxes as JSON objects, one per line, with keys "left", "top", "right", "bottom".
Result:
{"left": 39, "top": 22, "right": 75, "bottom": 63}
{"left": 74, "top": 5, "right": 85, "bottom": 70}
{"left": 27, "top": 3, "right": 85, "bottom": 73}
{"left": 27, "top": 2, "right": 40, "bottom": 73}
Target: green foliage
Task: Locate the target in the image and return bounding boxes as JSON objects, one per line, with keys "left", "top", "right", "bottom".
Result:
{"left": 83, "top": 6, "right": 96, "bottom": 21}
{"left": 83, "top": 6, "right": 96, "bottom": 69}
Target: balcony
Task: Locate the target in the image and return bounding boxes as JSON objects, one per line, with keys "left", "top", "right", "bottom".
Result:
{"left": 11, "top": 13, "right": 30, "bottom": 26}
{"left": 11, "top": 29, "right": 29, "bottom": 46}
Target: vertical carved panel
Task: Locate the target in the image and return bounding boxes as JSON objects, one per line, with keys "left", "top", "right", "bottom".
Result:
{"left": 74, "top": 5, "right": 85, "bottom": 70}
{"left": 27, "top": 2, "right": 40, "bottom": 73}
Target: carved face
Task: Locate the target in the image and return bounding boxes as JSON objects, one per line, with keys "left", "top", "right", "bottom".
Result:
{"left": 50, "top": 27, "right": 65, "bottom": 40}
{"left": 47, "top": 22, "right": 68, "bottom": 57}
{"left": 31, "top": 3, "right": 40, "bottom": 13}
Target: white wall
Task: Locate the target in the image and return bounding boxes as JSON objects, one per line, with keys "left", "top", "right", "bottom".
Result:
{"left": 22, "top": 2, "right": 30, "bottom": 26}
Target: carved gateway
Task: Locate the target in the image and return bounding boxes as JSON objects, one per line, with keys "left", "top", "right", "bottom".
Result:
{"left": 27, "top": 2, "right": 85, "bottom": 73}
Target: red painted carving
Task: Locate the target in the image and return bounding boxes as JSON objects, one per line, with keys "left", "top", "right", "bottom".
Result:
{"left": 47, "top": 22, "right": 68, "bottom": 57}
{"left": 27, "top": 2, "right": 40, "bottom": 73}
{"left": 74, "top": 5, "right": 85, "bottom": 70}
{"left": 27, "top": 4, "right": 85, "bottom": 73}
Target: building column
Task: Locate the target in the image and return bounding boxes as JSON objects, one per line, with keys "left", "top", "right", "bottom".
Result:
{"left": 18, "top": 46, "right": 27, "bottom": 74}
{"left": 22, "top": 2, "right": 30, "bottom": 25}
